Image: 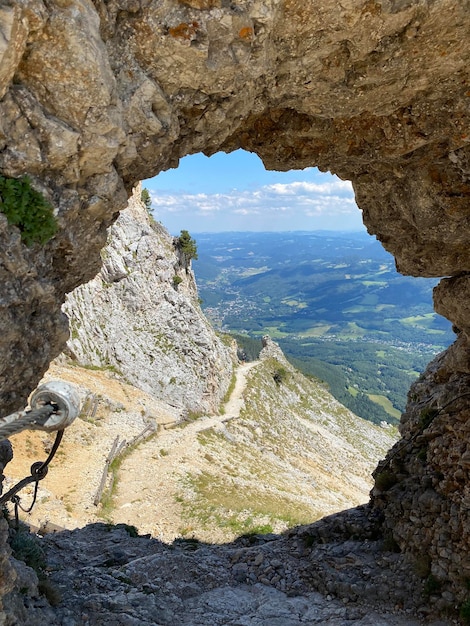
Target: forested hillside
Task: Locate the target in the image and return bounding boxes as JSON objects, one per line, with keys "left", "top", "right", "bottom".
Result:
{"left": 194, "top": 231, "right": 455, "bottom": 424}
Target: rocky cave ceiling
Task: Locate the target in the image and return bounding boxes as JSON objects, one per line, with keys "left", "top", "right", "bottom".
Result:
{"left": 0, "top": 0, "right": 469, "bottom": 412}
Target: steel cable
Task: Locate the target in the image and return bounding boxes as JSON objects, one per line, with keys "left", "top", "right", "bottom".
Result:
{"left": 0, "top": 404, "right": 55, "bottom": 439}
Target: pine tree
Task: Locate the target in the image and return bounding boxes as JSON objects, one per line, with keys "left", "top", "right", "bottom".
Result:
{"left": 176, "top": 230, "right": 198, "bottom": 272}
{"left": 141, "top": 188, "right": 152, "bottom": 212}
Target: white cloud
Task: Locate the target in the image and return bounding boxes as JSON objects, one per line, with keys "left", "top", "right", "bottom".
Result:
{"left": 265, "top": 180, "right": 352, "bottom": 196}
{"left": 149, "top": 177, "right": 361, "bottom": 231}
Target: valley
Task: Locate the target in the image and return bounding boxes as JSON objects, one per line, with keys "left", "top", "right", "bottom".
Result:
{"left": 193, "top": 231, "right": 455, "bottom": 424}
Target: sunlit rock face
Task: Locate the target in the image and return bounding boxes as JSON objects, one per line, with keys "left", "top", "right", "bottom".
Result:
{"left": 63, "top": 185, "right": 235, "bottom": 415}
{"left": 0, "top": 0, "right": 469, "bottom": 609}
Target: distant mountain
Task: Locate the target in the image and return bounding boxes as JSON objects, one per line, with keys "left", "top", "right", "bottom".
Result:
{"left": 192, "top": 231, "right": 455, "bottom": 424}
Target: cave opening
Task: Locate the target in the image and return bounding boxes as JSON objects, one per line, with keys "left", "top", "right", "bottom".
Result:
{"left": 0, "top": 0, "right": 469, "bottom": 617}
{"left": 143, "top": 149, "right": 454, "bottom": 428}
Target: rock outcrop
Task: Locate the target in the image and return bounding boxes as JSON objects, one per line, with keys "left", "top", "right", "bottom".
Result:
{"left": 370, "top": 332, "right": 470, "bottom": 611}
{"left": 1, "top": 0, "right": 470, "bottom": 616}
{"left": 63, "top": 184, "right": 234, "bottom": 415}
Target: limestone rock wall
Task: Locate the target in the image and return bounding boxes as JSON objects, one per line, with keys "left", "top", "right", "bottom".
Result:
{"left": 370, "top": 333, "right": 470, "bottom": 608}
{"left": 63, "top": 186, "right": 235, "bottom": 415}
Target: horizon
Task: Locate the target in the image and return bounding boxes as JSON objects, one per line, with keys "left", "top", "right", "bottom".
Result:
{"left": 188, "top": 228, "right": 367, "bottom": 234}
{"left": 144, "top": 150, "right": 366, "bottom": 234}
{"left": 170, "top": 227, "right": 368, "bottom": 237}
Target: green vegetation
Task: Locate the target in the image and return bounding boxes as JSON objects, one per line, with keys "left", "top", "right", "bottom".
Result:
{"left": 374, "top": 469, "right": 398, "bottom": 491}
{"left": 234, "top": 334, "right": 263, "bottom": 361}
{"left": 0, "top": 174, "right": 58, "bottom": 245}
{"left": 193, "top": 231, "right": 454, "bottom": 425}
{"left": 178, "top": 471, "right": 314, "bottom": 536}
{"left": 175, "top": 229, "right": 198, "bottom": 272}
{"left": 7, "top": 522, "right": 62, "bottom": 605}
{"left": 122, "top": 523, "right": 139, "bottom": 538}
{"left": 368, "top": 394, "right": 401, "bottom": 420}
{"left": 220, "top": 371, "right": 237, "bottom": 411}
{"left": 173, "top": 275, "right": 183, "bottom": 288}
{"left": 273, "top": 366, "right": 288, "bottom": 385}
{"left": 10, "top": 525, "right": 46, "bottom": 574}
{"left": 280, "top": 339, "right": 430, "bottom": 424}
{"left": 461, "top": 598, "right": 470, "bottom": 624}
{"left": 180, "top": 410, "right": 206, "bottom": 424}
{"left": 423, "top": 574, "right": 442, "bottom": 597}
{"left": 141, "top": 187, "right": 152, "bottom": 211}
{"left": 82, "top": 362, "right": 123, "bottom": 376}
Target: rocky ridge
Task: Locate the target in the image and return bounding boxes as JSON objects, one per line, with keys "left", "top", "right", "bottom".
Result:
{"left": 63, "top": 184, "right": 234, "bottom": 415}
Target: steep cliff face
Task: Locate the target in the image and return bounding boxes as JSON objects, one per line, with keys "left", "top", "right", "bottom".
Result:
{"left": 63, "top": 185, "right": 234, "bottom": 415}
{"left": 0, "top": 0, "right": 470, "bottom": 614}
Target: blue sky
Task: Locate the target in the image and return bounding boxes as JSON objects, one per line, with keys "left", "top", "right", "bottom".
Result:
{"left": 144, "top": 150, "right": 365, "bottom": 234}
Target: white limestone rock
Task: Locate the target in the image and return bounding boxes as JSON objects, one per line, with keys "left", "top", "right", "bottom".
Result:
{"left": 63, "top": 185, "right": 235, "bottom": 415}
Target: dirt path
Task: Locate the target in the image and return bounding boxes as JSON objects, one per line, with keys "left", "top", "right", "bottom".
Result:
{"left": 223, "top": 360, "right": 258, "bottom": 419}
{"left": 111, "top": 361, "right": 260, "bottom": 540}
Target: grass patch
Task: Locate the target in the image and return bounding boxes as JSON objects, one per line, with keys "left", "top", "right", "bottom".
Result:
{"left": 368, "top": 394, "right": 401, "bottom": 420}
{"left": 220, "top": 370, "right": 237, "bottom": 411}
{"left": 179, "top": 471, "right": 316, "bottom": 536}
{"left": 82, "top": 363, "right": 122, "bottom": 376}
{"left": 281, "top": 299, "right": 308, "bottom": 309}
{"left": 298, "top": 324, "right": 332, "bottom": 337}
{"left": 0, "top": 175, "right": 58, "bottom": 245}
{"left": 253, "top": 326, "right": 290, "bottom": 339}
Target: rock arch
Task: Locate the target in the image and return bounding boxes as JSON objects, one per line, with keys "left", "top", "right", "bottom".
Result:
{"left": 0, "top": 0, "right": 469, "bottom": 607}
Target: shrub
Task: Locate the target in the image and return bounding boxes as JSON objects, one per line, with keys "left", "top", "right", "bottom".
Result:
{"left": 273, "top": 367, "right": 287, "bottom": 385}
{"left": 374, "top": 469, "right": 398, "bottom": 491}
{"left": 122, "top": 523, "right": 139, "bottom": 538}
{"left": 424, "top": 574, "right": 442, "bottom": 597}
{"left": 175, "top": 230, "right": 198, "bottom": 272}
{"left": 10, "top": 528, "right": 46, "bottom": 574}
{"left": 141, "top": 187, "right": 152, "bottom": 211}
{"left": 461, "top": 598, "right": 470, "bottom": 625}
{"left": 0, "top": 175, "right": 57, "bottom": 245}
{"left": 419, "top": 407, "right": 439, "bottom": 429}
{"left": 173, "top": 275, "right": 183, "bottom": 288}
